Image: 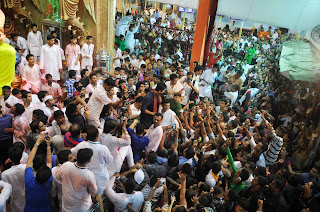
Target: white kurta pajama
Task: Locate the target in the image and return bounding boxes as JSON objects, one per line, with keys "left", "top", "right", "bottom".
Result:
{"left": 27, "top": 31, "right": 43, "bottom": 61}
{"left": 199, "top": 69, "right": 217, "bottom": 100}
{"left": 81, "top": 43, "right": 94, "bottom": 72}
{"left": 125, "top": 25, "right": 139, "bottom": 53}
{"left": 40, "top": 44, "right": 62, "bottom": 81}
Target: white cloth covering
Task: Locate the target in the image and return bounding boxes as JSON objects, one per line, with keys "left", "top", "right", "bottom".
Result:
{"left": 55, "top": 161, "right": 98, "bottom": 212}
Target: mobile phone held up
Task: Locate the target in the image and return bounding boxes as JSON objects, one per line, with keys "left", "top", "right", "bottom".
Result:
{"left": 45, "top": 132, "right": 49, "bottom": 140}
{"left": 160, "top": 178, "right": 166, "bottom": 185}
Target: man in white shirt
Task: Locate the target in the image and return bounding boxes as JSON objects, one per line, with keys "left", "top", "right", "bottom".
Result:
{"left": 40, "top": 34, "right": 62, "bottom": 81}
{"left": 205, "top": 161, "right": 223, "bottom": 189}
{"left": 199, "top": 65, "right": 218, "bottom": 101}
{"left": 113, "top": 43, "right": 122, "bottom": 69}
{"left": 0, "top": 180, "right": 11, "bottom": 212}
{"left": 55, "top": 148, "right": 98, "bottom": 212}
{"left": 22, "top": 91, "right": 36, "bottom": 123}
{"left": 71, "top": 125, "right": 113, "bottom": 195}
{"left": 1, "top": 146, "right": 26, "bottom": 212}
{"left": 10, "top": 33, "right": 28, "bottom": 57}
{"left": 81, "top": 35, "right": 94, "bottom": 72}
{"left": 0, "top": 86, "right": 20, "bottom": 114}
{"left": 42, "top": 95, "right": 59, "bottom": 121}
{"left": 128, "top": 96, "right": 143, "bottom": 119}
{"left": 145, "top": 113, "right": 163, "bottom": 153}
{"left": 27, "top": 23, "right": 43, "bottom": 62}
{"left": 106, "top": 174, "right": 144, "bottom": 212}
{"left": 99, "top": 119, "right": 131, "bottom": 176}
{"left": 50, "top": 149, "right": 74, "bottom": 211}
{"left": 85, "top": 73, "right": 99, "bottom": 98}
{"left": 160, "top": 99, "right": 178, "bottom": 130}
{"left": 165, "top": 74, "right": 185, "bottom": 100}
{"left": 224, "top": 84, "right": 239, "bottom": 106}
{"left": 181, "top": 72, "right": 199, "bottom": 106}
{"left": 87, "top": 78, "right": 119, "bottom": 128}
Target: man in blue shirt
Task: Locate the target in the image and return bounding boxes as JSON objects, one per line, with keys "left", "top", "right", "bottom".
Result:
{"left": 64, "top": 69, "right": 76, "bottom": 98}
{"left": 127, "top": 119, "right": 149, "bottom": 162}
{"left": 25, "top": 132, "right": 53, "bottom": 211}
{"left": 300, "top": 165, "right": 320, "bottom": 197}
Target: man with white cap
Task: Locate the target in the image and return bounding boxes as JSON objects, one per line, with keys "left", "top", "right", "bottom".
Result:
{"left": 42, "top": 95, "right": 59, "bottom": 121}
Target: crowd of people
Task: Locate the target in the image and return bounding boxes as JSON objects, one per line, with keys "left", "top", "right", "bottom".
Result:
{"left": 0, "top": 6, "right": 320, "bottom": 212}
{"left": 115, "top": 7, "right": 194, "bottom": 65}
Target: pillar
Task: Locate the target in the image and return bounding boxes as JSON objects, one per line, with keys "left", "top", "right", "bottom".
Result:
{"left": 96, "top": 0, "right": 116, "bottom": 72}
{"left": 189, "top": 0, "right": 212, "bottom": 66}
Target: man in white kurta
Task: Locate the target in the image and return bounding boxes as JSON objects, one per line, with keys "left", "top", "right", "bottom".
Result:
{"left": 165, "top": 75, "right": 185, "bottom": 99}
{"left": 1, "top": 160, "right": 26, "bottom": 212}
{"left": 199, "top": 68, "right": 217, "bottom": 101}
{"left": 27, "top": 24, "right": 43, "bottom": 62}
{"left": 87, "top": 82, "right": 113, "bottom": 128}
{"left": 125, "top": 24, "right": 139, "bottom": 54}
{"left": 55, "top": 161, "right": 98, "bottom": 212}
{"left": 81, "top": 36, "right": 94, "bottom": 72}
{"left": 99, "top": 129, "right": 131, "bottom": 177}
{"left": 71, "top": 129, "right": 113, "bottom": 194}
{"left": 39, "top": 35, "right": 62, "bottom": 81}
{"left": 0, "top": 180, "right": 11, "bottom": 212}
{"left": 21, "top": 55, "right": 42, "bottom": 94}
{"left": 113, "top": 44, "right": 122, "bottom": 69}
{"left": 10, "top": 34, "right": 28, "bottom": 57}
{"left": 145, "top": 114, "right": 163, "bottom": 153}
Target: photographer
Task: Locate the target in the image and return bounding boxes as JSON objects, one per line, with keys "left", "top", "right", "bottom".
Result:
{"left": 181, "top": 71, "right": 199, "bottom": 107}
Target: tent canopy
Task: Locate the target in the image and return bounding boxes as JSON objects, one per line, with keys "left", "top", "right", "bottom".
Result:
{"left": 152, "top": 0, "right": 320, "bottom": 31}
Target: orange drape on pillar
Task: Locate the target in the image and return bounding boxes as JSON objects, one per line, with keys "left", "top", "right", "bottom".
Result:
{"left": 190, "top": 0, "right": 218, "bottom": 67}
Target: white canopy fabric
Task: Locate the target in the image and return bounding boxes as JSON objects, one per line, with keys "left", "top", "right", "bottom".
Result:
{"left": 150, "top": 0, "right": 199, "bottom": 10}
{"left": 152, "top": 0, "right": 320, "bottom": 31}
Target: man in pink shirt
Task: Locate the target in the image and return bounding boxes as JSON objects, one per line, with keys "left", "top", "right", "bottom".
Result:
{"left": 21, "top": 54, "right": 42, "bottom": 94}
{"left": 145, "top": 113, "right": 163, "bottom": 153}
{"left": 41, "top": 74, "right": 63, "bottom": 103}
{"left": 85, "top": 73, "right": 98, "bottom": 98}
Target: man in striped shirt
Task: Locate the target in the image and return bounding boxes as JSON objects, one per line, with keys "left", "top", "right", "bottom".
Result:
{"left": 64, "top": 123, "right": 84, "bottom": 148}
{"left": 256, "top": 123, "right": 283, "bottom": 167}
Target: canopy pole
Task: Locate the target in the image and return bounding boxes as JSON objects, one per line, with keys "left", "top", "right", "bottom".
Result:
{"left": 182, "top": 9, "right": 186, "bottom": 31}
{"left": 237, "top": 20, "right": 244, "bottom": 47}
{"left": 218, "top": 16, "right": 222, "bottom": 28}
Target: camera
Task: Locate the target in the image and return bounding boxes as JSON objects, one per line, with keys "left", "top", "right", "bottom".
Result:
{"left": 187, "top": 77, "right": 193, "bottom": 84}
{"left": 117, "top": 92, "right": 124, "bottom": 99}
